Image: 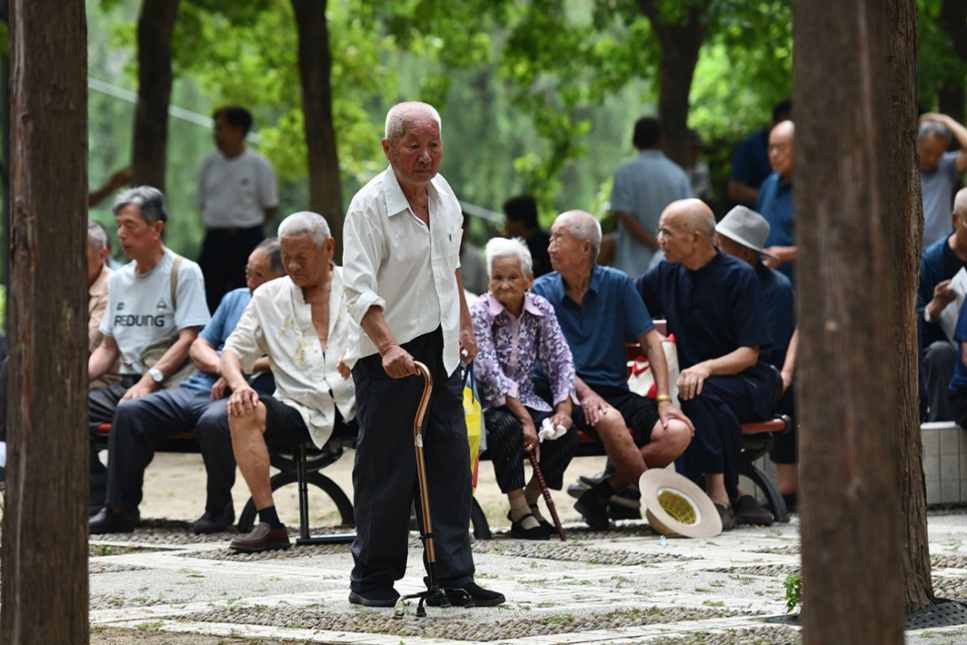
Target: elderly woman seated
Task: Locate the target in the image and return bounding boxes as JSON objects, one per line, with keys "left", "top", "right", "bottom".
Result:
{"left": 470, "top": 238, "right": 578, "bottom": 540}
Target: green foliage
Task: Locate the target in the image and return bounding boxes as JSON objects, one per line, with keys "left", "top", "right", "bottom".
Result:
{"left": 783, "top": 573, "right": 802, "bottom": 614}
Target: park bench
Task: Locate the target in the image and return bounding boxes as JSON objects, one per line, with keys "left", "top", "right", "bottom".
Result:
{"left": 93, "top": 336, "right": 792, "bottom": 543}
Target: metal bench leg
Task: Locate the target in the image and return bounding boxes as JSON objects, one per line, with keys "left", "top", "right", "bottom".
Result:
{"left": 297, "top": 443, "right": 311, "bottom": 541}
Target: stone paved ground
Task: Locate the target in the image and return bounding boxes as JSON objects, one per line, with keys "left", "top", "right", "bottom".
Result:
{"left": 84, "top": 511, "right": 967, "bottom": 645}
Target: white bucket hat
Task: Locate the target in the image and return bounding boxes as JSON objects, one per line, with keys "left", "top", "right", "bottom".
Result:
{"left": 716, "top": 205, "right": 779, "bottom": 260}
{"left": 639, "top": 469, "right": 722, "bottom": 538}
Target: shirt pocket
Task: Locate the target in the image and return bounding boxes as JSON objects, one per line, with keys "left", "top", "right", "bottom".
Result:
{"left": 444, "top": 226, "right": 462, "bottom": 273}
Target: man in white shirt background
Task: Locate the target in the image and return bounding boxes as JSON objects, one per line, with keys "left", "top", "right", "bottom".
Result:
{"left": 343, "top": 101, "right": 504, "bottom": 608}
{"left": 220, "top": 211, "right": 357, "bottom": 553}
{"left": 196, "top": 105, "right": 279, "bottom": 312}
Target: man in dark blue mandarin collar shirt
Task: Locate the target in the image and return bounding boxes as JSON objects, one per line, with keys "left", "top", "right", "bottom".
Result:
{"left": 636, "top": 199, "right": 776, "bottom": 531}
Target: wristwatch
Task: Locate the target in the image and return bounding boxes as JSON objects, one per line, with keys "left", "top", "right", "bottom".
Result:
{"left": 148, "top": 368, "right": 165, "bottom": 385}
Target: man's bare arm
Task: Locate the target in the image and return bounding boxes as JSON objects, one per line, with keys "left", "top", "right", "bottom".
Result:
{"left": 361, "top": 305, "right": 416, "bottom": 378}
{"left": 89, "top": 336, "right": 121, "bottom": 382}
{"left": 617, "top": 211, "right": 660, "bottom": 250}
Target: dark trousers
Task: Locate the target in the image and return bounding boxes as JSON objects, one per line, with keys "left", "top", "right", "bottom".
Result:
{"left": 105, "top": 388, "right": 234, "bottom": 514}
{"left": 769, "top": 383, "right": 797, "bottom": 465}
{"left": 199, "top": 225, "right": 264, "bottom": 314}
{"left": 350, "top": 328, "right": 474, "bottom": 593}
{"left": 678, "top": 375, "right": 763, "bottom": 500}
{"left": 484, "top": 406, "right": 578, "bottom": 493}
{"left": 89, "top": 377, "right": 139, "bottom": 508}
{"left": 924, "top": 340, "right": 957, "bottom": 422}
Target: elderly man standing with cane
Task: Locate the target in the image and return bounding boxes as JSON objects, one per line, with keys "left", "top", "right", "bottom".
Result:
{"left": 343, "top": 101, "right": 505, "bottom": 608}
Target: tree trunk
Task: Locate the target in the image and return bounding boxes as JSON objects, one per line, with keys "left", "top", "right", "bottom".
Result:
{"left": 2, "top": 0, "right": 89, "bottom": 642}
{"left": 795, "top": 0, "right": 927, "bottom": 642}
{"left": 291, "top": 0, "right": 343, "bottom": 261}
{"left": 637, "top": 0, "right": 705, "bottom": 169}
{"left": 131, "top": 0, "right": 180, "bottom": 192}
{"left": 937, "top": 0, "right": 967, "bottom": 123}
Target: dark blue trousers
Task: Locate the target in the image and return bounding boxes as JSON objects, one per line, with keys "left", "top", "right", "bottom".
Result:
{"left": 350, "top": 328, "right": 475, "bottom": 594}
{"left": 678, "top": 374, "right": 768, "bottom": 500}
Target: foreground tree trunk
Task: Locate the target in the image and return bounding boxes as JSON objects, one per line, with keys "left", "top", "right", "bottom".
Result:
{"left": 795, "top": 0, "right": 929, "bottom": 642}
{"left": 291, "top": 0, "right": 343, "bottom": 260}
{"left": 1, "top": 0, "right": 89, "bottom": 642}
{"left": 131, "top": 0, "right": 180, "bottom": 191}
{"left": 636, "top": 0, "right": 705, "bottom": 168}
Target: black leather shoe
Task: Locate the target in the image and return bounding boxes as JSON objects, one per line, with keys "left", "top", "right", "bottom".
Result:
{"left": 528, "top": 505, "right": 555, "bottom": 533}
{"left": 192, "top": 505, "right": 236, "bottom": 535}
{"left": 89, "top": 507, "right": 137, "bottom": 534}
{"left": 427, "top": 582, "right": 505, "bottom": 607}
{"left": 574, "top": 484, "right": 613, "bottom": 530}
{"left": 733, "top": 495, "right": 774, "bottom": 526}
{"left": 230, "top": 522, "right": 291, "bottom": 553}
{"left": 349, "top": 588, "right": 400, "bottom": 607}
{"left": 715, "top": 503, "right": 737, "bottom": 532}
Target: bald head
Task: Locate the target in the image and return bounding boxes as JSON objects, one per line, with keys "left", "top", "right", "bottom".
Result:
{"left": 768, "top": 120, "right": 795, "bottom": 178}
{"left": 662, "top": 199, "right": 716, "bottom": 239}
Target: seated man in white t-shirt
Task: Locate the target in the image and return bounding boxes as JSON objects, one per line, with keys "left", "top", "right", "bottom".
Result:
{"left": 196, "top": 105, "right": 279, "bottom": 313}
{"left": 87, "top": 186, "right": 212, "bottom": 516}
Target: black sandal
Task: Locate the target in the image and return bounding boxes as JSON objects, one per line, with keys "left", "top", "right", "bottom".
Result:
{"left": 529, "top": 504, "right": 555, "bottom": 534}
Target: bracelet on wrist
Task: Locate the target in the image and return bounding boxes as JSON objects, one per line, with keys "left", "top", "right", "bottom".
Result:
{"left": 656, "top": 394, "right": 673, "bottom": 403}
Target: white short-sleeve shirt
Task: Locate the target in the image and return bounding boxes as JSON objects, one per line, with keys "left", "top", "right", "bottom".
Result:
{"left": 342, "top": 166, "right": 464, "bottom": 375}
{"left": 196, "top": 148, "right": 279, "bottom": 229}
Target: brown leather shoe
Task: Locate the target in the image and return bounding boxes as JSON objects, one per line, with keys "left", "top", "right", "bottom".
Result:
{"left": 229, "top": 522, "right": 291, "bottom": 553}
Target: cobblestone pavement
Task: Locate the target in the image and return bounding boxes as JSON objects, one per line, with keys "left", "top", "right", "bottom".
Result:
{"left": 83, "top": 510, "right": 967, "bottom": 645}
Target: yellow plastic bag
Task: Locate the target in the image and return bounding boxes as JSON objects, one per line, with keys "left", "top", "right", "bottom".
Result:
{"left": 464, "top": 365, "right": 482, "bottom": 494}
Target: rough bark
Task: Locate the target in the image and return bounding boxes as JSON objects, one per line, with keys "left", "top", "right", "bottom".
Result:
{"left": 131, "top": 0, "right": 180, "bottom": 192}
{"left": 637, "top": 0, "right": 706, "bottom": 168}
{"left": 795, "top": 0, "right": 927, "bottom": 642}
{"left": 291, "top": 0, "right": 343, "bottom": 260}
{"left": 937, "top": 0, "right": 967, "bottom": 123}
{"left": 1, "top": 0, "right": 89, "bottom": 642}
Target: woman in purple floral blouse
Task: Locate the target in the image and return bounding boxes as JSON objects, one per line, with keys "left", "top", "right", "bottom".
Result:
{"left": 470, "top": 238, "right": 578, "bottom": 540}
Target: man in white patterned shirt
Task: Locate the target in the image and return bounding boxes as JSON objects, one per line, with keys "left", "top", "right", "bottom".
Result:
{"left": 220, "top": 211, "right": 357, "bottom": 553}
{"left": 343, "top": 101, "right": 504, "bottom": 608}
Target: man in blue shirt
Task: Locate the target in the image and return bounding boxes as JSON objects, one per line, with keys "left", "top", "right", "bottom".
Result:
{"left": 715, "top": 205, "right": 799, "bottom": 514}
{"left": 918, "top": 114, "right": 967, "bottom": 250}
{"left": 532, "top": 210, "right": 693, "bottom": 529}
{"left": 946, "top": 293, "right": 967, "bottom": 429}
{"left": 756, "top": 120, "right": 796, "bottom": 283}
{"left": 637, "top": 200, "right": 775, "bottom": 530}
{"left": 610, "top": 117, "right": 691, "bottom": 277}
{"left": 90, "top": 239, "right": 284, "bottom": 534}
{"left": 918, "top": 189, "right": 967, "bottom": 422}
{"left": 727, "top": 100, "right": 792, "bottom": 209}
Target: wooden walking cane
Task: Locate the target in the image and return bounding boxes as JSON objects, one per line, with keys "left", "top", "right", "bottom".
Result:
{"left": 524, "top": 444, "right": 567, "bottom": 541}
{"left": 394, "top": 361, "right": 472, "bottom": 618}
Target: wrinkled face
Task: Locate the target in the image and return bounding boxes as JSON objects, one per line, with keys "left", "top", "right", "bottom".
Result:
{"left": 245, "top": 248, "right": 282, "bottom": 293}
{"left": 548, "top": 220, "right": 586, "bottom": 274}
{"left": 919, "top": 134, "right": 949, "bottom": 172}
{"left": 714, "top": 233, "right": 756, "bottom": 267}
{"left": 213, "top": 115, "right": 246, "bottom": 154}
{"left": 768, "top": 128, "right": 794, "bottom": 178}
{"left": 382, "top": 117, "right": 443, "bottom": 189}
{"left": 657, "top": 213, "right": 696, "bottom": 264}
{"left": 280, "top": 234, "right": 333, "bottom": 289}
{"left": 488, "top": 255, "right": 533, "bottom": 313}
{"left": 86, "top": 238, "right": 108, "bottom": 286}
{"left": 115, "top": 205, "right": 162, "bottom": 260}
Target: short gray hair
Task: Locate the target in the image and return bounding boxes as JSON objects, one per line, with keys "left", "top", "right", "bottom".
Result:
{"left": 278, "top": 211, "right": 331, "bottom": 248}
{"left": 112, "top": 186, "right": 168, "bottom": 224}
{"left": 485, "top": 237, "right": 533, "bottom": 278}
{"left": 255, "top": 237, "right": 283, "bottom": 274}
{"left": 558, "top": 210, "right": 603, "bottom": 261}
{"left": 87, "top": 219, "right": 109, "bottom": 252}
{"left": 920, "top": 119, "right": 952, "bottom": 142}
{"left": 385, "top": 102, "right": 443, "bottom": 141}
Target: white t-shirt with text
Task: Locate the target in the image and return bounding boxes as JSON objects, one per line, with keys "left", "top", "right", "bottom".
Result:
{"left": 100, "top": 249, "right": 212, "bottom": 375}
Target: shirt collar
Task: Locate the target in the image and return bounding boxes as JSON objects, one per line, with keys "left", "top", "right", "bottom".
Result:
{"left": 382, "top": 165, "right": 450, "bottom": 218}
{"left": 588, "top": 264, "right": 603, "bottom": 293}
{"left": 486, "top": 291, "right": 544, "bottom": 318}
